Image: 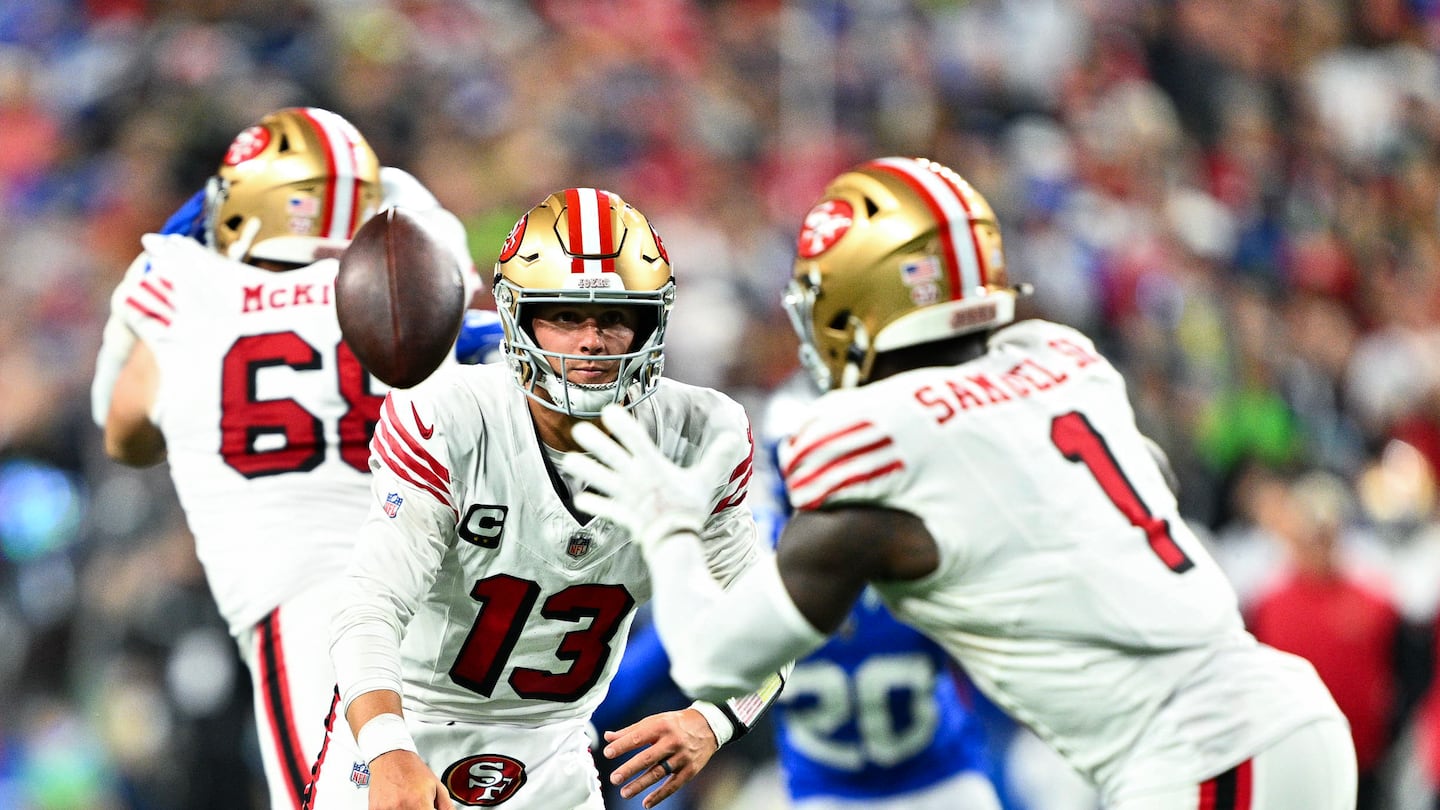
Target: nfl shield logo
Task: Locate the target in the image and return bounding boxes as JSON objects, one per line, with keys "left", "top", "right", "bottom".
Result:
{"left": 566, "top": 530, "right": 593, "bottom": 559}
{"left": 383, "top": 492, "right": 404, "bottom": 518}
{"left": 350, "top": 761, "right": 370, "bottom": 788}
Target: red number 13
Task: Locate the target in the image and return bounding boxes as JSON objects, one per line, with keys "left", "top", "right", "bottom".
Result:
{"left": 1050, "top": 411, "right": 1193, "bottom": 573}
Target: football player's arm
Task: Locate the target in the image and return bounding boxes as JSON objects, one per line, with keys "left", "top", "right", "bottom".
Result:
{"left": 645, "top": 505, "right": 937, "bottom": 703}
{"left": 92, "top": 251, "right": 162, "bottom": 428}
{"left": 104, "top": 339, "right": 165, "bottom": 466}
{"left": 331, "top": 486, "right": 456, "bottom": 810}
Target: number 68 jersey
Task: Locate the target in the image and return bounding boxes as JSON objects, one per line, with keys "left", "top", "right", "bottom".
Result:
{"left": 331, "top": 362, "right": 759, "bottom": 726}
{"left": 107, "top": 234, "right": 383, "bottom": 637}
{"left": 777, "top": 319, "right": 1345, "bottom": 803}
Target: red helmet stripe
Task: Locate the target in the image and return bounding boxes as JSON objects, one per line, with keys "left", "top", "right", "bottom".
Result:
{"left": 596, "top": 189, "right": 616, "bottom": 273}
{"left": 299, "top": 108, "right": 365, "bottom": 241}
{"left": 566, "top": 187, "right": 586, "bottom": 273}
{"left": 866, "top": 158, "right": 982, "bottom": 299}
{"left": 565, "top": 188, "right": 618, "bottom": 274}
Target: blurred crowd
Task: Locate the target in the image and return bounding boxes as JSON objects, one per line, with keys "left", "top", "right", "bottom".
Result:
{"left": 4, "top": 0, "right": 1440, "bottom": 807}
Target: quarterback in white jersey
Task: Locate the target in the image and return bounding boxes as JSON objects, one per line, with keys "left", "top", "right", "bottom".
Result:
{"left": 317, "top": 188, "right": 785, "bottom": 810}
{"left": 92, "top": 107, "right": 474, "bottom": 810}
{"left": 568, "top": 158, "right": 1358, "bottom": 810}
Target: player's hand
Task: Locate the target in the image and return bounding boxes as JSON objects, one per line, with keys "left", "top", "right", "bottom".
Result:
{"left": 365, "top": 749, "right": 454, "bottom": 810}
{"left": 567, "top": 404, "right": 745, "bottom": 552}
{"left": 602, "top": 708, "right": 719, "bottom": 808}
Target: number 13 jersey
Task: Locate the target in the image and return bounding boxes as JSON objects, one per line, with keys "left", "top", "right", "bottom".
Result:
{"left": 776, "top": 319, "right": 1345, "bottom": 804}
{"left": 332, "top": 362, "right": 758, "bottom": 727}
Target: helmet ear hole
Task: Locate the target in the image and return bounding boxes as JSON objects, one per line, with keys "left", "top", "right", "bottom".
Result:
{"left": 863, "top": 197, "right": 879, "bottom": 218}
{"left": 828, "top": 310, "right": 850, "bottom": 331}
{"left": 225, "top": 215, "right": 243, "bottom": 230}
{"left": 277, "top": 134, "right": 291, "bottom": 152}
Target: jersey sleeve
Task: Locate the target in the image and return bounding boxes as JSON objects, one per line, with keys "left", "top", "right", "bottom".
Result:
{"left": 331, "top": 385, "right": 464, "bottom": 714}
{"left": 695, "top": 399, "right": 760, "bottom": 587}
{"left": 690, "top": 397, "right": 792, "bottom": 737}
{"left": 776, "top": 405, "right": 908, "bottom": 513}
{"left": 90, "top": 241, "right": 184, "bottom": 426}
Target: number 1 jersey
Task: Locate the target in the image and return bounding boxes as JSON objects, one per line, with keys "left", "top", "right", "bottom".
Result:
{"left": 776, "top": 319, "right": 1345, "bottom": 803}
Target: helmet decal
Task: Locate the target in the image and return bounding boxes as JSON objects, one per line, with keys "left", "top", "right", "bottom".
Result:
{"left": 865, "top": 157, "right": 983, "bottom": 300}
{"left": 649, "top": 224, "right": 669, "bottom": 264}
{"left": 498, "top": 215, "right": 527, "bottom": 262}
{"left": 224, "top": 126, "right": 271, "bottom": 166}
{"left": 797, "top": 199, "right": 853, "bottom": 258}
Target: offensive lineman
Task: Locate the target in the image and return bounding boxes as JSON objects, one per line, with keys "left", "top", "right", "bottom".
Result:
{"left": 92, "top": 107, "right": 476, "bottom": 810}
{"left": 568, "top": 157, "right": 1359, "bottom": 809}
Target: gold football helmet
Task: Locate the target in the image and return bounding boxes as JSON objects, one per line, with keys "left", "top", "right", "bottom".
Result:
{"left": 493, "top": 188, "right": 675, "bottom": 417}
{"left": 785, "top": 157, "right": 1024, "bottom": 391}
{"left": 203, "top": 107, "right": 381, "bottom": 265}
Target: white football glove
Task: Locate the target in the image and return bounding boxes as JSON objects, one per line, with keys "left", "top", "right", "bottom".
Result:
{"left": 567, "top": 404, "right": 746, "bottom": 553}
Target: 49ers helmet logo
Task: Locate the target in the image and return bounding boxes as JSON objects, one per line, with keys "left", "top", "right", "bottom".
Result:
{"left": 224, "top": 125, "right": 271, "bottom": 166}
{"left": 442, "top": 754, "right": 527, "bottom": 806}
{"left": 497, "top": 216, "right": 527, "bottom": 262}
{"left": 797, "top": 199, "right": 854, "bottom": 258}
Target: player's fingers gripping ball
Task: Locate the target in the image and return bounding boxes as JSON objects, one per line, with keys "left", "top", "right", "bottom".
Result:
{"left": 567, "top": 404, "right": 745, "bottom": 551}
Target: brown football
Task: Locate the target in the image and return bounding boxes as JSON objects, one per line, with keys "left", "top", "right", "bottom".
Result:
{"left": 336, "top": 207, "right": 465, "bottom": 388}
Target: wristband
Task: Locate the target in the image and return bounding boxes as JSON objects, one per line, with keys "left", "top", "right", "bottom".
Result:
{"left": 357, "top": 713, "right": 418, "bottom": 764}
{"left": 689, "top": 700, "right": 735, "bottom": 747}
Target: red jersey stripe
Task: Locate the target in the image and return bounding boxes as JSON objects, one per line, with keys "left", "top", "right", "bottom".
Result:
{"left": 125, "top": 296, "right": 171, "bottom": 326}
{"left": 796, "top": 460, "right": 905, "bottom": 511}
{"left": 138, "top": 278, "right": 173, "bottom": 308}
{"left": 372, "top": 432, "right": 456, "bottom": 517}
{"left": 712, "top": 465, "right": 753, "bottom": 514}
{"left": 782, "top": 421, "right": 875, "bottom": 479}
{"left": 787, "top": 436, "right": 895, "bottom": 491}
{"left": 382, "top": 397, "right": 451, "bottom": 483}
{"left": 374, "top": 421, "right": 451, "bottom": 499}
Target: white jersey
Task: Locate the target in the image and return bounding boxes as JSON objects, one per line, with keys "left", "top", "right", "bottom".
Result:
{"left": 777, "top": 320, "right": 1344, "bottom": 802}
{"left": 108, "top": 233, "right": 386, "bottom": 635}
{"left": 332, "top": 363, "right": 758, "bottom": 727}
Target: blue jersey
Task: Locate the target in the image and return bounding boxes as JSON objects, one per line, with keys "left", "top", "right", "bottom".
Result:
{"left": 773, "top": 590, "right": 991, "bottom": 800}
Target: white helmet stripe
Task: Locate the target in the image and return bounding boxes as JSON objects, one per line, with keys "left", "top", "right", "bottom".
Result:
{"left": 869, "top": 157, "right": 982, "bottom": 299}
{"left": 300, "top": 107, "right": 362, "bottom": 240}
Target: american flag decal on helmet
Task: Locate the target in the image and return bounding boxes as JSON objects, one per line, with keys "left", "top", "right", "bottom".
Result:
{"left": 297, "top": 107, "right": 368, "bottom": 242}
{"left": 565, "top": 187, "right": 619, "bottom": 274}
{"left": 864, "top": 158, "right": 985, "bottom": 301}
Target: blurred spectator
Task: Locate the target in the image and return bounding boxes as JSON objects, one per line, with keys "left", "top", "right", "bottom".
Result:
{"left": 1246, "top": 471, "right": 1418, "bottom": 810}
{"left": 6, "top": 0, "right": 1440, "bottom": 805}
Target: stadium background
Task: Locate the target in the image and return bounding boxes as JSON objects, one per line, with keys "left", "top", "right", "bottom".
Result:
{"left": 3, "top": 0, "right": 1440, "bottom": 807}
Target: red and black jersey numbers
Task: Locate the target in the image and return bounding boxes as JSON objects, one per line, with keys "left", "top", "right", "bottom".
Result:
{"left": 449, "top": 575, "right": 636, "bottom": 703}
{"left": 1050, "top": 410, "right": 1194, "bottom": 574}
{"left": 220, "top": 331, "right": 384, "bottom": 478}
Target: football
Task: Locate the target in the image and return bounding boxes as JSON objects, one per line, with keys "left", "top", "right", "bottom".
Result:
{"left": 336, "top": 207, "right": 466, "bottom": 388}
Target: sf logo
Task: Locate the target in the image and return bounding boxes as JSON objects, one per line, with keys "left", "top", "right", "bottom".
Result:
{"left": 441, "top": 754, "right": 526, "bottom": 806}
{"left": 797, "top": 199, "right": 854, "bottom": 258}
{"left": 225, "top": 125, "right": 271, "bottom": 165}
